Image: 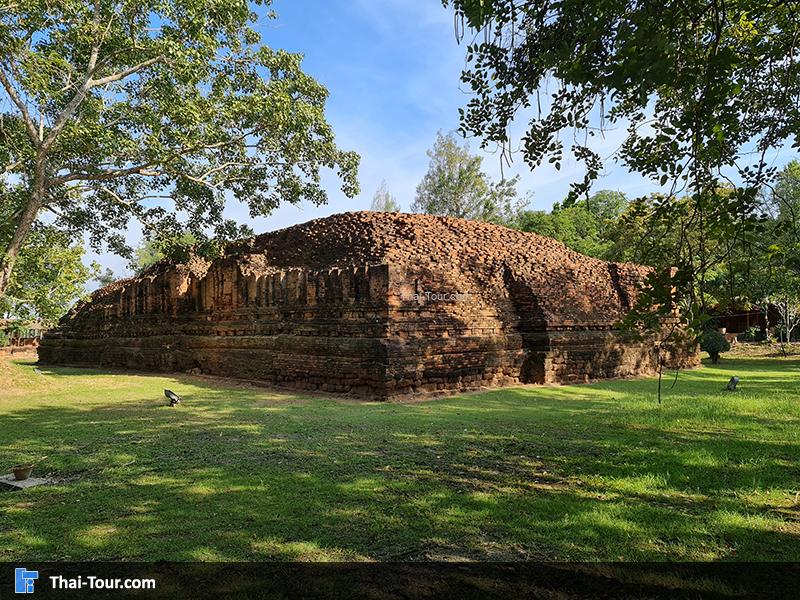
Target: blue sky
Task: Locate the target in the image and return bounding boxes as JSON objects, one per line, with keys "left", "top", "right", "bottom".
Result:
{"left": 88, "top": 0, "right": 640, "bottom": 277}
{"left": 86, "top": 0, "right": 795, "bottom": 278}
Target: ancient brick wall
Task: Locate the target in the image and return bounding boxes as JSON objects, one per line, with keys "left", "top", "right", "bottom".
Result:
{"left": 39, "top": 261, "right": 394, "bottom": 395}
{"left": 39, "top": 212, "right": 698, "bottom": 398}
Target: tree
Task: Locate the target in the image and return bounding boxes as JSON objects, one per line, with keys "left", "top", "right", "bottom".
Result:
{"left": 370, "top": 180, "right": 400, "bottom": 212}
{"left": 517, "top": 204, "right": 602, "bottom": 258}
{"left": 127, "top": 231, "right": 197, "bottom": 274}
{"left": 770, "top": 161, "right": 800, "bottom": 230}
{"left": 605, "top": 195, "right": 686, "bottom": 268}
{"left": 412, "top": 131, "right": 524, "bottom": 224}
{"left": 773, "top": 292, "right": 800, "bottom": 348}
{"left": 3, "top": 319, "right": 27, "bottom": 345}
{"left": 516, "top": 190, "right": 628, "bottom": 259}
{"left": 0, "top": 1, "right": 359, "bottom": 299}
{"left": 696, "top": 162, "right": 800, "bottom": 340}
{"left": 444, "top": 0, "right": 800, "bottom": 333}
{"left": 130, "top": 241, "right": 164, "bottom": 274}
{"left": 0, "top": 225, "right": 95, "bottom": 325}
{"left": 765, "top": 161, "right": 800, "bottom": 278}
{"left": 94, "top": 268, "right": 116, "bottom": 287}
{"left": 582, "top": 190, "right": 628, "bottom": 236}
{"left": 604, "top": 190, "right": 769, "bottom": 331}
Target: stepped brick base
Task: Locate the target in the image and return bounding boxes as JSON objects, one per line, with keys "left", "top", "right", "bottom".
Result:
{"left": 39, "top": 212, "right": 698, "bottom": 399}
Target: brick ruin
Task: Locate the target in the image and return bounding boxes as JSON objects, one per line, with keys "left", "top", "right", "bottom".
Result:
{"left": 38, "top": 212, "right": 698, "bottom": 399}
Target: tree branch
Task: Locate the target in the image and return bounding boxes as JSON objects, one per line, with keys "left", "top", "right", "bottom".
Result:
{"left": 0, "top": 66, "right": 40, "bottom": 146}
{"left": 41, "top": 0, "right": 103, "bottom": 152}
{"left": 53, "top": 127, "right": 266, "bottom": 186}
{"left": 59, "top": 164, "right": 163, "bottom": 183}
{"left": 2, "top": 159, "right": 23, "bottom": 173}
{"left": 89, "top": 56, "right": 164, "bottom": 87}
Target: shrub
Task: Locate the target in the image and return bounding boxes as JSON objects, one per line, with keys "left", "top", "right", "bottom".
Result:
{"left": 702, "top": 316, "right": 721, "bottom": 332}
{"left": 0, "top": 331, "right": 8, "bottom": 347}
{"left": 739, "top": 326, "right": 761, "bottom": 342}
{"left": 767, "top": 326, "right": 783, "bottom": 343}
{"left": 700, "top": 330, "right": 731, "bottom": 364}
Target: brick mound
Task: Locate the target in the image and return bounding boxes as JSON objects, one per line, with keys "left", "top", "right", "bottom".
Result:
{"left": 231, "top": 211, "right": 649, "bottom": 328}
{"left": 39, "top": 211, "right": 697, "bottom": 398}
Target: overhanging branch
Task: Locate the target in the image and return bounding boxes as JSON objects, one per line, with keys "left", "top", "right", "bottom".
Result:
{"left": 0, "top": 66, "right": 40, "bottom": 146}
{"left": 89, "top": 56, "right": 164, "bottom": 87}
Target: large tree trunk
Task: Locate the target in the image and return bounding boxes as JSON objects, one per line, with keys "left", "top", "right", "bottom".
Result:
{"left": 0, "top": 198, "right": 39, "bottom": 297}
{"left": 0, "top": 156, "right": 45, "bottom": 298}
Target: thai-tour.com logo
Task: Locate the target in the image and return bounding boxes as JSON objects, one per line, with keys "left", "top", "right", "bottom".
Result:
{"left": 402, "top": 290, "right": 471, "bottom": 303}
{"left": 15, "top": 568, "right": 38, "bottom": 594}
{"left": 14, "top": 566, "right": 156, "bottom": 593}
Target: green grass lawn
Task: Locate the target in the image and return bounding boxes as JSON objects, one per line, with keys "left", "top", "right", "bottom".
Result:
{"left": 0, "top": 350, "right": 798, "bottom": 562}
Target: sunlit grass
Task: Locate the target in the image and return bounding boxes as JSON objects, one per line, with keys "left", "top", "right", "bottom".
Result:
{"left": 0, "top": 350, "right": 798, "bottom": 561}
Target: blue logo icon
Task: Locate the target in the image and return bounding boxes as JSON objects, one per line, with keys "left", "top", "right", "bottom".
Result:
{"left": 15, "top": 568, "right": 38, "bottom": 594}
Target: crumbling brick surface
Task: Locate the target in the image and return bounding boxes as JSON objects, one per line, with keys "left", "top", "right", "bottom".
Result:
{"left": 38, "top": 212, "right": 698, "bottom": 398}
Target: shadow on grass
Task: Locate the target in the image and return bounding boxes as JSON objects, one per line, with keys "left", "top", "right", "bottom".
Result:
{"left": 0, "top": 358, "right": 799, "bottom": 562}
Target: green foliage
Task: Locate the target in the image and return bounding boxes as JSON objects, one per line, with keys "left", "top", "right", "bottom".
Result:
{"left": 602, "top": 189, "right": 783, "bottom": 329}
{"left": 771, "top": 293, "right": 800, "bottom": 346}
{"left": 370, "top": 180, "right": 401, "bottom": 212}
{"left": 765, "top": 161, "right": 800, "bottom": 278}
{"left": 581, "top": 190, "right": 628, "bottom": 227}
{"left": 447, "top": 0, "right": 798, "bottom": 201}
{"left": 700, "top": 330, "right": 731, "bottom": 364}
{"left": 0, "top": 330, "right": 8, "bottom": 347}
{"left": 516, "top": 177, "right": 798, "bottom": 345}
{"left": 130, "top": 242, "right": 165, "bottom": 274}
{"left": 412, "top": 131, "right": 525, "bottom": 224}
{"left": 604, "top": 195, "right": 688, "bottom": 268}
{"left": 444, "top": 0, "right": 800, "bottom": 334}
{"left": 517, "top": 205, "right": 604, "bottom": 258}
{"left": 516, "top": 190, "right": 627, "bottom": 259}
{"left": 94, "top": 268, "right": 116, "bottom": 287}
{"left": 3, "top": 319, "right": 27, "bottom": 344}
{"left": 1, "top": 226, "right": 94, "bottom": 324}
{"left": 130, "top": 232, "right": 198, "bottom": 274}
{"left": 773, "top": 323, "right": 799, "bottom": 343}
{"left": 740, "top": 326, "right": 761, "bottom": 343}
{"left": 772, "top": 161, "right": 800, "bottom": 231}
{"left": 0, "top": 179, "right": 26, "bottom": 249}
{"left": 0, "top": 0, "right": 359, "bottom": 296}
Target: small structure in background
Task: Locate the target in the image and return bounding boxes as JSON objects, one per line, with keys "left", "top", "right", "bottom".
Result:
{"left": 710, "top": 306, "right": 781, "bottom": 342}
{"left": 0, "top": 319, "right": 49, "bottom": 349}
